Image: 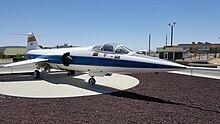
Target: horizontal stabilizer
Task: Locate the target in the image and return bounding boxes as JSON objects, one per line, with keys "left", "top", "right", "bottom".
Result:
{"left": 1, "top": 58, "right": 48, "bottom": 67}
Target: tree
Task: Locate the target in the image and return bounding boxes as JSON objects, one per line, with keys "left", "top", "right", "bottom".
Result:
{"left": 197, "top": 42, "right": 203, "bottom": 44}
{"left": 0, "top": 51, "right": 5, "bottom": 59}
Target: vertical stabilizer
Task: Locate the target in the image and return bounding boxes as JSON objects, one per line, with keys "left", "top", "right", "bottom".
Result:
{"left": 27, "top": 32, "right": 41, "bottom": 51}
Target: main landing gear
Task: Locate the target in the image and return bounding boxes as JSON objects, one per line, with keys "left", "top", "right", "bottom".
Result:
{"left": 33, "top": 64, "right": 51, "bottom": 79}
{"left": 67, "top": 70, "right": 75, "bottom": 76}
{"left": 88, "top": 77, "right": 96, "bottom": 85}
{"left": 34, "top": 70, "right": 40, "bottom": 79}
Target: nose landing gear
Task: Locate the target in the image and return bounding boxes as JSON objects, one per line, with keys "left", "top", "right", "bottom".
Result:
{"left": 88, "top": 77, "right": 96, "bottom": 85}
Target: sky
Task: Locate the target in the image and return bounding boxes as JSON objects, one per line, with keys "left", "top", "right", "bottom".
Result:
{"left": 0, "top": 0, "right": 220, "bottom": 50}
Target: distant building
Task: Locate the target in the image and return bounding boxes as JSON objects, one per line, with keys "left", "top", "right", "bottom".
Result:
{"left": 4, "top": 48, "right": 26, "bottom": 57}
{"left": 157, "top": 42, "right": 220, "bottom": 61}
{"left": 177, "top": 43, "right": 220, "bottom": 53}
{"left": 157, "top": 46, "right": 186, "bottom": 61}
{"left": 55, "top": 43, "right": 78, "bottom": 49}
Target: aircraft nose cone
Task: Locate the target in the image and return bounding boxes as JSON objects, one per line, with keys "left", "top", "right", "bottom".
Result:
{"left": 131, "top": 53, "right": 186, "bottom": 70}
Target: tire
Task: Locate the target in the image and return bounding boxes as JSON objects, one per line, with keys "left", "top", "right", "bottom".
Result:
{"left": 88, "top": 78, "right": 96, "bottom": 85}
{"left": 70, "top": 70, "right": 75, "bottom": 75}
{"left": 34, "top": 70, "right": 40, "bottom": 79}
{"left": 67, "top": 70, "right": 75, "bottom": 76}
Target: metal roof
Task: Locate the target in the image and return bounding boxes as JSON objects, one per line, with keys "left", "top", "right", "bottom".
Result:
{"left": 4, "top": 48, "right": 26, "bottom": 55}
{"left": 157, "top": 47, "right": 186, "bottom": 52}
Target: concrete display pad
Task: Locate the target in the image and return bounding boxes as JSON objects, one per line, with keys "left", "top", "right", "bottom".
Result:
{"left": 0, "top": 72, "right": 139, "bottom": 98}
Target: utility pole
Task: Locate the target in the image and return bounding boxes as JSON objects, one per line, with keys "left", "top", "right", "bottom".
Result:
{"left": 168, "top": 22, "right": 176, "bottom": 46}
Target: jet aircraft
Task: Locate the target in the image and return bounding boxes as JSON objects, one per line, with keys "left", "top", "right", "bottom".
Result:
{"left": 2, "top": 32, "right": 186, "bottom": 85}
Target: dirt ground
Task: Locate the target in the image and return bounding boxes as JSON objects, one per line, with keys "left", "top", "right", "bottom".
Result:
{"left": 0, "top": 73, "right": 219, "bottom": 124}
{"left": 209, "top": 58, "right": 220, "bottom": 65}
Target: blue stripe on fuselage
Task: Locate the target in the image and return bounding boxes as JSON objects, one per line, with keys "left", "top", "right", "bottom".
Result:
{"left": 26, "top": 54, "right": 179, "bottom": 68}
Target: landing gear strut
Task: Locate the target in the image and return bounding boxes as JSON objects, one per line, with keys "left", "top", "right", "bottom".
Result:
{"left": 34, "top": 70, "right": 40, "bottom": 79}
{"left": 88, "top": 77, "right": 96, "bottom": 85}
{"left": 33, "top": 64, "right": 51, "bottom": 79}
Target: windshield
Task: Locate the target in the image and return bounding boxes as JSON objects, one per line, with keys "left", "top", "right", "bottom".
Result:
{"left": 93, "top": 43, "right": 133, "bottom": 54}
{"left": 115, "top": 46, "right": 131, "bottom": 54}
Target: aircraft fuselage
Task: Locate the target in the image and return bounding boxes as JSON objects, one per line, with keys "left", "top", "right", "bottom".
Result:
{"left": 26, "top": 46, "right": 186, "bottom": 77}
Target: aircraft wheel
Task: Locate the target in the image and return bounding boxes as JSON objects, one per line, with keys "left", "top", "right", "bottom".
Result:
{"left": 34, "top": 70, "right": 40, "bottom": 79}
{"left": 67, "top": 70, "right": 75, "bottom": 76}
{"left": 88, "top": 77, "right": 96, "bottom": 85}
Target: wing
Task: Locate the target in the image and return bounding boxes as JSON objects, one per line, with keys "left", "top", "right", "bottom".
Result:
{"left": 1, "top": 58, "right": 48, "bottom": 67}
{"left": 187, "top": 66, "right": 220, "bottom": 71}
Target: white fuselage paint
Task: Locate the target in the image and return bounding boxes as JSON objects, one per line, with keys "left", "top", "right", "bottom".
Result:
{"left": 27, "top": 46, "right": 186, "bottom": 77}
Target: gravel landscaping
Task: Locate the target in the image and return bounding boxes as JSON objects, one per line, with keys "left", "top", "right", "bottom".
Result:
{"left": 0, "top": 72, "right": 219, "bottom": 124}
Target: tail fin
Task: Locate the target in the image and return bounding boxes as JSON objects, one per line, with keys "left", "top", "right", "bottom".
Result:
{"left": 27, "top": 32, "right": 41, "bottom": 51}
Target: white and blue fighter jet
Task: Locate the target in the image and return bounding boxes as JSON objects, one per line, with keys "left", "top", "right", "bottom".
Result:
{"left": 2, "top": 32, "right": 186, "bottom": 85}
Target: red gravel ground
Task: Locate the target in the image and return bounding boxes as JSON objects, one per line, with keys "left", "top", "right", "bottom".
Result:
{"left": 0, "top": 73, "right": 220, "bottom": 124}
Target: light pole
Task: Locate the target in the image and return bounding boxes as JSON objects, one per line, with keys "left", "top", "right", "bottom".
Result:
{"left": 148, "top": 34, "right": 151, "bottom": 55}
{"left": 168, "top": 22, "right": 176, "bottom": 47}
{"left": 165, "top": 34, "right": 168, "bottom": 46}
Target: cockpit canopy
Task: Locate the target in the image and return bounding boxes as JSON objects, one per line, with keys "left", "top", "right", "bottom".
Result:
{"left": 93, "top": 43, "right": 132, "bottom": 54}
